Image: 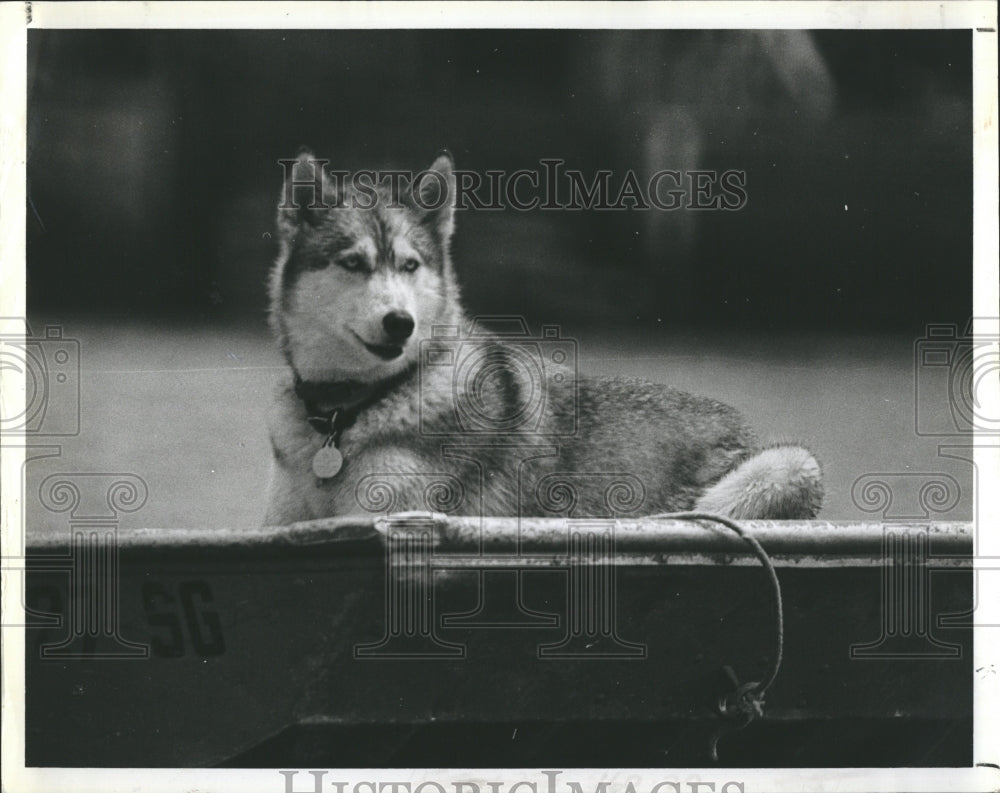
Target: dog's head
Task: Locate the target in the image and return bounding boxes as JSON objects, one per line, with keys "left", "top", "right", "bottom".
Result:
{"left": 270, "top": 151, "right": 460, "bottom": 383}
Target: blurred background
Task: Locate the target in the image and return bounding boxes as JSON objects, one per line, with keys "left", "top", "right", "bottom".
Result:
{"left": 24, "top": 29, "right": 974, "bottom": 529}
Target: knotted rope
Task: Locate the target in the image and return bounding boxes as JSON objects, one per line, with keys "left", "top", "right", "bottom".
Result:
{"left": 648, "top": 511, "right": 784, "bottom": 762}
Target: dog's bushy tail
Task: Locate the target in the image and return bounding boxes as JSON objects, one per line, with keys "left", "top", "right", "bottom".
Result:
{"left": 694, "top": 445, "right": 823, "bottom": 519}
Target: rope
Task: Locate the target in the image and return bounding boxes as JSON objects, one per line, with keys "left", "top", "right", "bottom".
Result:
{"left": 647, "top": 511, "right": 784, "bottom": 761}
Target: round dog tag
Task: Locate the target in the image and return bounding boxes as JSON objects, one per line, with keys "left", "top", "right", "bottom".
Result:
{"left": 312, "top": 445, "right": 343, "bottom": 479}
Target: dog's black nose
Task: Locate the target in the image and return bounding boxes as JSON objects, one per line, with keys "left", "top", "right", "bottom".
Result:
{"left": 382, "top": 310, "right": 415, "bottom": 342}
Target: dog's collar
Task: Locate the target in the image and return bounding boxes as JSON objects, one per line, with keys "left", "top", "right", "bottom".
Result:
{"left": 293, "top": 367, "right": 415, "bottom": 437}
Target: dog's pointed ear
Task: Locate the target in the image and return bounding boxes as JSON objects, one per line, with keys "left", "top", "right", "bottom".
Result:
{"left": 410, "top": 152, "right": 455, "bottom": 240}
{"left": 276, "top": 148, "right": 337, "bottom": 237}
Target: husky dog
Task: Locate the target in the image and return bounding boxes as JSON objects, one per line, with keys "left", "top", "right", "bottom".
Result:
{"left": 264, "top": 152, "right": 823, "bottom": 526}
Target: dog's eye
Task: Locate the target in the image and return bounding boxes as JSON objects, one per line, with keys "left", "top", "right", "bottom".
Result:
{"left": 336, "top": 254, "right": 365, "bottom": 271}
{"left": 402, "top": 257, "right": 421, "bottom": 273}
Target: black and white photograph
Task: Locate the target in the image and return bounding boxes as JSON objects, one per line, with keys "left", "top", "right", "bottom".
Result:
{"left": 1, "top": 2, "right": 998, "bottom": 791}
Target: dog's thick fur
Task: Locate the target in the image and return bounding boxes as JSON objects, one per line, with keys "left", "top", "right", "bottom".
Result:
{"left": 264, "top": 152, "right": 823, "bottom": 525}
